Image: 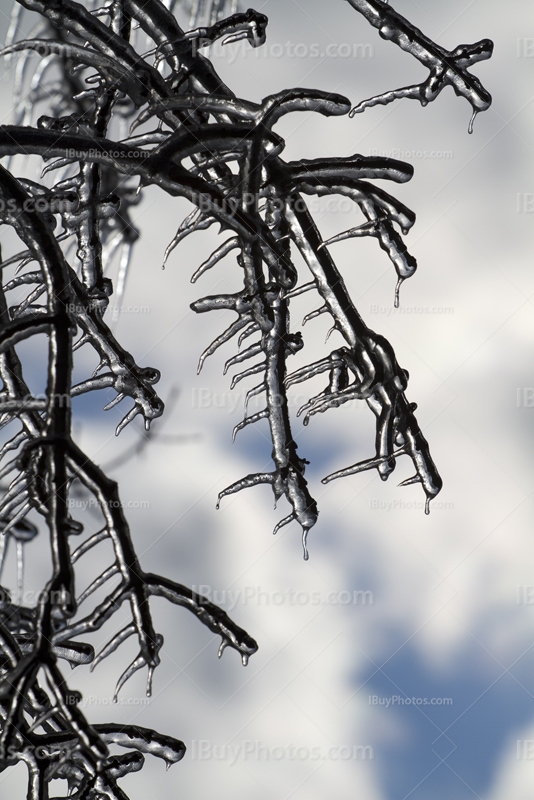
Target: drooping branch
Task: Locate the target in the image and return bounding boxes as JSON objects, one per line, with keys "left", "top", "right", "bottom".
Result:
{"left": 0, "top": 0, "right": 491, "bottom": 794}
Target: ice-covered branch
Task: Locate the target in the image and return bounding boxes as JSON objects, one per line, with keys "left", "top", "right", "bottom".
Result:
{"left": 346, "top": 0, "right": 493, "bottom": 131}
{"left": 0, "top": 0, "right": 491, "bottom": 794}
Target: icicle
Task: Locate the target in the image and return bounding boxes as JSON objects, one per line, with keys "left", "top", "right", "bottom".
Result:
{"left": 77, "top": 565, "right": 120, "bottom": 605}
{"left": 398, "top": 475, "right": 421, "bottom": 487}
{"left": 103, "top": 393, "right": 125, "bottom": 411}
{"left": 112, "top": 242, "right": 133, "bottom": 322}
{"left": 116, "top": 405, "right": 141, "bottom": 436}
{"left": 114, "top": 653, "right": 146, "bottom": 702}
{"left": 0, "top": 534, "right": 7, "bottom": 584}
{"left": 273, "top": 513, "right": 294, "bottom": 535}
{"left": 91, "top": 624, "right": 137, "bottom": 672}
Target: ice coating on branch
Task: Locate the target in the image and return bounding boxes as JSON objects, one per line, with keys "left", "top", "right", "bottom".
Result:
{"left": 0, "top": 1, "right": 261, "bottom": 797}
{"left": 0, "top": 0, "right": 490, "bottom": 793}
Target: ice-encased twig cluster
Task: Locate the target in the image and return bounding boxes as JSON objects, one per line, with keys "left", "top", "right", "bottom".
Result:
{"left": 0, "top": 1, "right": 259, "bottom": 798}
{"left": 0, "top": 0, "right": 491, "bottom": 795}
{"left": 0, "top": 0, "right": 493, "bottom": 550}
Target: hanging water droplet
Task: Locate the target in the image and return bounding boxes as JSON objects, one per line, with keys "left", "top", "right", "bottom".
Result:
{"left": 146, "top": 665, "right": 155, "bottom": 697}
{"left": 468, "top": 109, "right": 478, "bottom": 135}
{"left": 302, "top": 528, "right": 309, "bottom": 561}
{"left": 394, "top": 277, "right": 403, "bottom": 309}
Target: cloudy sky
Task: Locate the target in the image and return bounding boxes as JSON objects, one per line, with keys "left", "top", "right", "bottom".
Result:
{"left": 1, "top": 1, "right": 534, "bottom": 799}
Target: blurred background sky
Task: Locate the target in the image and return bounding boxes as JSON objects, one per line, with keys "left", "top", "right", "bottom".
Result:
{"left": 1, "top": 1, "right": 534, "bottom": 799}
